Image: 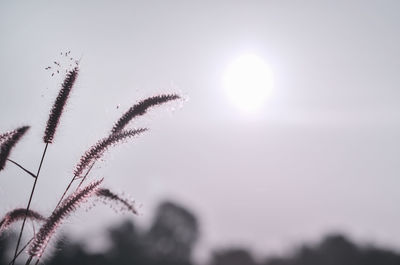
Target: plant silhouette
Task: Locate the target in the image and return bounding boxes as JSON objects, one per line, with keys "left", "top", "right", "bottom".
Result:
{"left": 0, "top": 58, "right": 181, "bottom": 265}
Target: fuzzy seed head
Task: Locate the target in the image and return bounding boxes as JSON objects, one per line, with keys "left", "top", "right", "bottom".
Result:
{"left": 43, "top": 67, "right": 79, "bottom": 143}
{"left": 0, "top": 208, "right": 45, "bottom": 234}
{"left": 96, "top": 188, "right": 137, "bottom": 215}
{"left": 111, "top": 94, "right": 180, "bottom": 133}
{"left": 74, "top": 128, "right": 147, "bottom": 179}
{"left": 0, "top": 126, "right": 30, "bottom": 171}
{"left": 29, "top": 178, "right": 103, "bottom": 258}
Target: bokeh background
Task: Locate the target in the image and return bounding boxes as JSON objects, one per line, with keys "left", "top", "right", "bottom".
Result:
{"left": 1, "top": 1, "right": 400, "bottom": 264}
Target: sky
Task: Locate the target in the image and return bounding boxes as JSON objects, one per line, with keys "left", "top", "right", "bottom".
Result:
{"left": 1, "top": 0, "right": 400, "bottom": 261}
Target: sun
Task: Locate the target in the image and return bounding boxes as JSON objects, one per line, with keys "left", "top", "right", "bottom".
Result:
{"left": 223, "top": 53, "right": 274, "bottom": 112}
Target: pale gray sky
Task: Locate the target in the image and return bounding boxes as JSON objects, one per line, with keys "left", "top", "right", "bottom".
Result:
{"left": 1, "top": 0, "right": 400, "bottom": 260}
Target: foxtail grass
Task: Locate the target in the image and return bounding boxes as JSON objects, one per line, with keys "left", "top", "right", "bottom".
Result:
{"left": 74, "top": 128, "right": 147, "bottom": 180}
{"left": 0, "top": 126, "right": 30, "bottom": 171}
{"left": 111, "top": 94, "right": 180, "bottom": 133}
{"left": 96, "top": 188, "right": 137, "bottom": 215}
{"left": 12, "top": 66, "right": 79, "bottom": 265}
{"left": 1, "top": 58, "right": 181, "bottom": 265}
{"left": 29, "top": 179, "right": 103, "bottom": 258}
{"left": 43, "top": 67, "right": 78, "bottom": 144}
{"left": 0, "top": 209, "right": 45, "bottom": 234}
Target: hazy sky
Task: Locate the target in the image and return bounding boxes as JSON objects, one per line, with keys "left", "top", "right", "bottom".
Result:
{"left": 1, "top": 0, "right": 400, "bottom": 260}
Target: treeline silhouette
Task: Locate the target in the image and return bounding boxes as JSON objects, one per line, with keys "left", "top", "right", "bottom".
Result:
{"left": 1, "top": 201, "right": 400, "bottom": 265}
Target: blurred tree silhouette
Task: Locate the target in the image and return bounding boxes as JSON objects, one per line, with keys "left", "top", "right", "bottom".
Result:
{"left": 210, "top": 249, "right": 258, "bottom": 265}
{"left": 143, "top": 201, "right": 199, "bottom": 265}
{"left": 262, "top": 234, "right": 400, "bottom": 265}
{"left": 1, "top": 201, "right": 400, "bottom": 265}
{"left": 47, "top": 200, "right": 198, "bottom": 265}
{"left": 106, "top": 220, "right": 145, "bottom": 265}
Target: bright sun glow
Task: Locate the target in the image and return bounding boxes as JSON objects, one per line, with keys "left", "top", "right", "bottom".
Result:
{"left": 223, "top": 53, "right": 274, "bottom": 112}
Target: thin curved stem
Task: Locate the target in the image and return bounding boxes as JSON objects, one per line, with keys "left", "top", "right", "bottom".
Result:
{"left": 7, "top": 159, "right": 36, "bottom": 179}
{"left": 24, "top": 256, "right": 32, "bottom": 265}
{"left": 54, "top": 161, "right": 95, "bottom": 209}
{"left": 12, "top": 143, "right": 48, "bottom": 265}
{"left": 55, "top": 176, "right": 75, "bottom": 209}
{"left": 26, "top": 161, "right": 96, "bottom": 265}
{"left": 8, "top": 238, "right": 33, "bottom": 265}
{"left": 76, "top": 161, "right": 95, "bottom": 189}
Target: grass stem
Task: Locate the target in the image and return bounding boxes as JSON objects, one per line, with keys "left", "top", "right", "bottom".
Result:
{"left": 7, "top": 159, "right": 36, "bottom": 179}
{"left": 24, "top": 256, "right": 32, "bottom": 265}
{"left": 8, "top": 238, "right": 33, "bottom": 265}
{"left": 12, "top": 143, "right": 48, "bottom": 265}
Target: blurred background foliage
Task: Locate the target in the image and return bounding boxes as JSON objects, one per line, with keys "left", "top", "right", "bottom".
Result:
{"left": 1, "top": 200, "right": 400, "bottom": 265}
